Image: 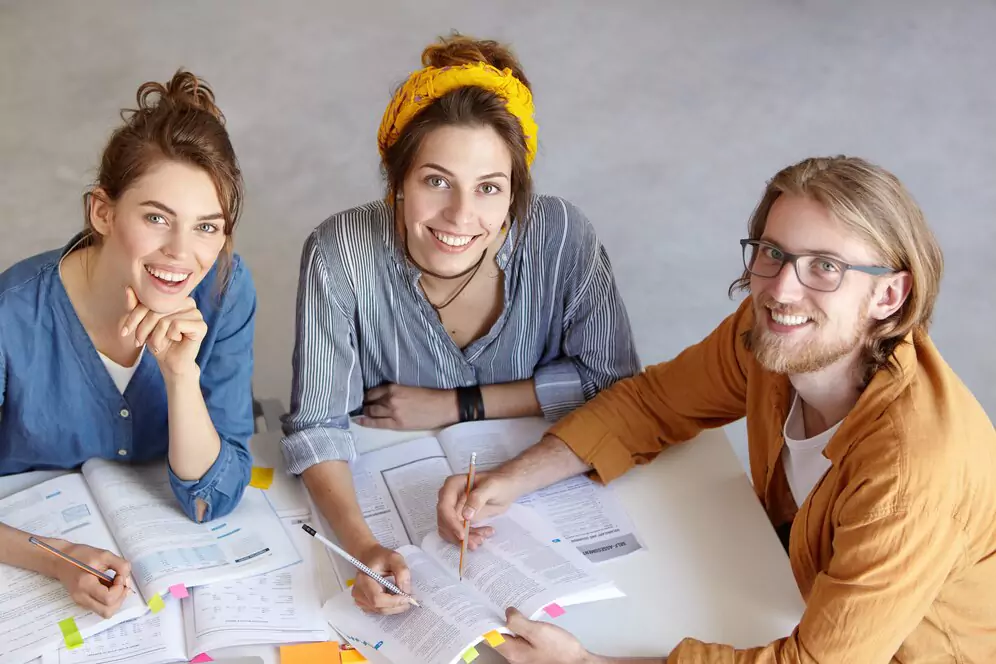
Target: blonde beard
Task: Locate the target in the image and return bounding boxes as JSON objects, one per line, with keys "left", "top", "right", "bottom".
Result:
{"left": 750, "top": 324, "right": 862, "bottom": 374}
{"left": 749, "top": 294, "right": 871, "bottom": 375}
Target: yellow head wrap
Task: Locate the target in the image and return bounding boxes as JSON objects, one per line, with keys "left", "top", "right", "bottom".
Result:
{"left": 377, "top": 62, "right": 538, "bottom": 167}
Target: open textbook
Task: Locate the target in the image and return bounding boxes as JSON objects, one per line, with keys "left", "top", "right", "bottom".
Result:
{"left": 340, "top": 417, "right": 642, "bottom": 586}
{"left": 40, "top": 514, "right": 332, "bottom": 664}
{"left": 0, "top": 460, "right": 302, "bottom": 664}
{"left": 324, "top": 503, "right": 624, "bottom": 664}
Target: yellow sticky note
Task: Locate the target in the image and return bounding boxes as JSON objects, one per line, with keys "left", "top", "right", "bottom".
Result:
{"left": 250, "top": 466, "right": 274, "bottom": 489}
{"left": 279, "top": 641, "right": 340, "bottom": 664}
{"left": 484, "top": 630, "right": 505, "bottom": 646}
{"left": 58, "top": 617, "right": 83, "bottom": 650}
{"left": 461, "top": 646, "right": 480, "bottom": 662}
{"left": 148, "top": 593, "right": 165, "bottom": 614}
{"left": 345, "top": 578, "right": 355, "bottom": 587}
{"left": 340, "top": 647, "right": 367, "bottom": 663}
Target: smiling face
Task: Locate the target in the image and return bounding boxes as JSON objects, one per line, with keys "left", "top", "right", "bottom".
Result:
{"left": 399, "top": 124, "right": 513, "bottom": 277}
{"left": 748, "top": 194, "right": 889, "bottom": 375}
{"left": 89, "top": 159, "right": 227, "bottom": 313}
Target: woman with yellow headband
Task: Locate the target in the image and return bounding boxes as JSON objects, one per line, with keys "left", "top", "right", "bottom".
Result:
{"left": 281, "top": 34, "right": 640, "bottom": 614}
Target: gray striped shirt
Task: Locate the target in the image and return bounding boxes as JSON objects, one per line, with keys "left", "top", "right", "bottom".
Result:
{"left": 280, "top": 194, "right": 640, "bottom": 474}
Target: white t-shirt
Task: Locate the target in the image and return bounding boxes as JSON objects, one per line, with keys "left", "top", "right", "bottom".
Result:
{"left": 98, "top": 348, "right": 144, "bottom": 395}
{"left": 781, "top": 391, "right": 842, "bottom": 508}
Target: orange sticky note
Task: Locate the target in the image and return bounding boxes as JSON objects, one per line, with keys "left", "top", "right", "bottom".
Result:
{"left": 340, "top": 645, "right": 367, "bottom": 663}
{"left": 345, "top": 578, "right": 355, "bottom": 588}
{"left": 483, "top": 630, "right": 505, "bottom": 646}
{"left": 249, "top": 466, "right": 274, "bottom": 489}
{"left": 279, "top": 641, "right": 340, "bottom": 664}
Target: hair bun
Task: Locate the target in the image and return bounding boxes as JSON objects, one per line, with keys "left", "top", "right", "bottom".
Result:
{"left": 134, "top": 69, "right": 225, "bottom": 123}
{"left": 421, "top": 32, "right": 530, "bottom": 90}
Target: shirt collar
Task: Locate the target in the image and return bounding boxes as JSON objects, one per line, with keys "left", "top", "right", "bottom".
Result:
{"left": 823, "top": 330, "right": 920, "bottom": 464}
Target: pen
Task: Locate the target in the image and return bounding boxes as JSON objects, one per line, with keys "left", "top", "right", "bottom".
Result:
{"left": 300, "top": 524, "right": 420, "bottom": 608}
{"left": 458, "top": 452, "right": 477, "bottom": 581}
{"left": 29, "top": 536, "right": 133, "bottom": 592}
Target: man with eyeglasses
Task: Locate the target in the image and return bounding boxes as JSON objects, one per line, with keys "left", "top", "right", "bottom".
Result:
{"left": 437, "top": 156, "right": 996, "bottom": 663}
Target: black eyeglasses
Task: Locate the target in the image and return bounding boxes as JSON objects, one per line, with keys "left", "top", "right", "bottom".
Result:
{"left": 740, "top": 239, "right": 893, "bottom": 293}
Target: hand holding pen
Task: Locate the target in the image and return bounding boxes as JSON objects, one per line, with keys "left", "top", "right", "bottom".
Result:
{"left": 301, "top": 525, "right": 421, "bottom": 615}
{"left": 30, "top": 537, "right": 134, "bottom": 619}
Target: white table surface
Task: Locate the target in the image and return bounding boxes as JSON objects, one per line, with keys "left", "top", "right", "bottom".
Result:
{"left": 218, "top": 423, "right": 805, "bottom": 663}
{"left": 0, "top": 422, "right": 804, "bottom": 663}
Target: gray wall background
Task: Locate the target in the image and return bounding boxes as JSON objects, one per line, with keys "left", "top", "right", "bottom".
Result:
{"left": 2, "top": 1, "right": 994, "bottom": 471}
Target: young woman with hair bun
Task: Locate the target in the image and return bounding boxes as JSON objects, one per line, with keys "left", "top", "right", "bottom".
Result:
{"left": 0, "top": 70, "right": 256, "bottom": 618}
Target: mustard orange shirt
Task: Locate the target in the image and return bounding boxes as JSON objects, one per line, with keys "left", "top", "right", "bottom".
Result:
{"left": 550, "top": 297, "right": 996, "bottom": 663}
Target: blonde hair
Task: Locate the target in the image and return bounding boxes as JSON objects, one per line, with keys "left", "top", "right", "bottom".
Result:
{"left": 731, "top": 155, "right": 944, "bottom": 382}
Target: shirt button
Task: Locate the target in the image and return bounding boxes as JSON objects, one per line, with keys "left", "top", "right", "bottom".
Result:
{"left": 119, "top": 408, "right": 130, "bottom": 418}
{"left": 117, "top": 449, "right": 127, "bottom": 456}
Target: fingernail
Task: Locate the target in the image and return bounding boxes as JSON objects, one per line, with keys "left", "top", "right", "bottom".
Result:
{"left": 462, "top": 507, "right": 475, "bottom": 519}
{"left": 120, "top": 327, "right": 128, "bottom": 336}
{"left": 135, "top": 339, "right": 142, "bottom": 347}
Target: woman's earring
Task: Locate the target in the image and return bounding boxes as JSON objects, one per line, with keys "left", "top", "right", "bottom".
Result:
{"left": 396, "top": 190, "right": 405, "bottom": 201}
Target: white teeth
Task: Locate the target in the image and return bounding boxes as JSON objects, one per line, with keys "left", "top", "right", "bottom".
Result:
{"left": 430, "top": 229, "right": 474, "bottom": 247}
{"left": 145, "top": 266, "right": 190, "bottom": 283}
{"left": 771, "top": 311, "right": 810, "bottom": 326}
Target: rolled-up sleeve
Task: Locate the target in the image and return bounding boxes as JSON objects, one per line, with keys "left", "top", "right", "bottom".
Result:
{"left": 168, "top": 257, "right": 255, "bottom": 521}
{"left": 536, "top": 199, "right": 640, "bottom": 421}
{"left": 280, "top": 230, "right": 361, "bottom": 474}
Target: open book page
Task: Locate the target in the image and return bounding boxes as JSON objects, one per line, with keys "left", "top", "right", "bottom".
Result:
{"left": 351, "top": 436, "right": 451, "bottom": 550}
{"left": 0, "top": 474, "right": 148, "bottom": 664}
{"left": 323, "top": 437, "right": 451, "bottom": 589}
{"left": 80, "top": 459, "right": 301, "bottom": 598}
{"left": 438, "top": 418, "right": 645, "bottom": 562}
{"left": 324, "top": 545, "right": 505, "bottom": 664}
{"left": 181, "top": 514, "right": 330, "bottom": 657}
{"left": 41, "top": 600, "right": 186, "bottom": 664}
{"left": 0, "top": 470, "right": 71, "bottom": 501}
{"left": 421, "top": 503, "right": 624, "bottom": 620}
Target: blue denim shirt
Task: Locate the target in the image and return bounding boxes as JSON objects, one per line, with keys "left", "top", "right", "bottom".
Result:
{"left": 0, "top": 237, "right": 256, "bottom": 521}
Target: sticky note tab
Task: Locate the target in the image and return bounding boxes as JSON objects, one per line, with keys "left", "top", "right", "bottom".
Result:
{"left": 58, "top": 617, "right": 83, "bottom": 650}
{"left": 461, "top": 646, "right": 480, "bottom": 662}
{"left": 543, "top": 602, "right": 565, "bottom": 618}
{"left": 249, "top": 466, "right": 274, "bottom": 489}
{"left": 280, "top": 641, "right": 340, "bottom": 664}
{"left": 340, "top": 645, "right": 367, "bottom": 663}
{"left": 484, "top": 630, "right": 505, "bottom": 646}
{"left": 169, "top": 583, "right": 189, "bottom": 599}
{"left": 189, "top": 655, "right": 214, "bottom": 663}
{"left": 148, "top": 593, "right": 165, "bottom": 614}
{"left": 345, "top": 578, "right": 355, "bottom": 587}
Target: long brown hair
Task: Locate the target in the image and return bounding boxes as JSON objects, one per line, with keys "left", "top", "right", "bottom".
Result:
{"left": 382, "top": 33, "right": 534, "bottom": 235}
{"left": 84, "top": 69, "right": 244, "bottom": 289}
{"left": 731, "top": 156, "right": 944, "bottom": 383}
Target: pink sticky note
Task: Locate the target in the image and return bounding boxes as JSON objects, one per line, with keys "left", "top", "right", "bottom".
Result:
{"left": 169, "top": 583, "right": 189, "bottom": 599}
{"left": 543, "top": 603, "right": 565, "bottom": 618}
{"left": 190, "top": 654, "right": 213, "bottom": 663}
